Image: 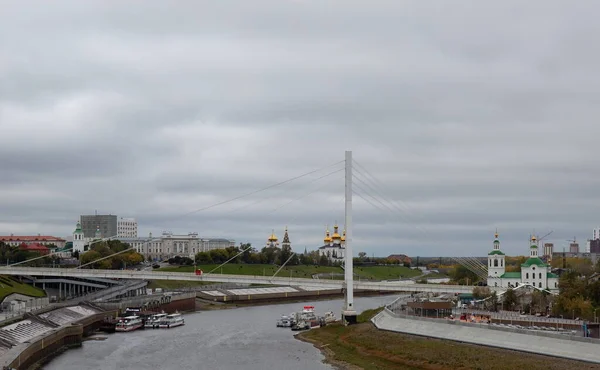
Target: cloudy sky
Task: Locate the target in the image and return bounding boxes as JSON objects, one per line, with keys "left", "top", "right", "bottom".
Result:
{"left": 1, "top": 1, "right": 599, "bottom": 257}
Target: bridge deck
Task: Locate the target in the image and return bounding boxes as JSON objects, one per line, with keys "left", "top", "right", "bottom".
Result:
{"left": 0, "top": 267, "right": 489, "bottom": 294}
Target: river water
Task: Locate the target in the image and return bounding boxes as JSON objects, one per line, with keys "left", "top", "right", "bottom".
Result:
{"left": 43, "top": 296, "right": 395, "bottom": 370}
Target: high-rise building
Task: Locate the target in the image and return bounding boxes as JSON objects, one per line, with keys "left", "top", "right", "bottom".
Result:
{"left": 543, "top": 243, "right": 554, "bottom": 260}
{"left": 118, "top": 217, "right": 138, "bottom": 238}
{"left": 569, "top": 242, "right": 580, "bottom": 254}
{"left": 80, "top": 214, "right": 117, "bottom": 239}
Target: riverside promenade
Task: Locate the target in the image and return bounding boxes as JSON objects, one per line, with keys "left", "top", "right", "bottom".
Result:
{"left": 372, "top": 308, "right": 600, "bottom": 364}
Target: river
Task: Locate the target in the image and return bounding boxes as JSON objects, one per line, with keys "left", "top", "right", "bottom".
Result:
{"left": 43, "top": 296, "right": 395, "bottom": 370}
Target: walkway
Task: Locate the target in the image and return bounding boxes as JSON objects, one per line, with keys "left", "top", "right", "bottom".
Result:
{"left": 372, "top": 309, "right": 600, "bottom": 364}
{"left": 0, "top": 266, "right": 490, "bottom": 294}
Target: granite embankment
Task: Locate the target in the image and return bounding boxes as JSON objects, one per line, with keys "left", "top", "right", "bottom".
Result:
{"left": 0, "top": 303, "right": 116, "bottom": 370}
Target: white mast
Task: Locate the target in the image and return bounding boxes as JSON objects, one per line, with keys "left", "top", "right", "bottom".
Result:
{"left": 343, "top": 150, "right": 357, "bottom": 324}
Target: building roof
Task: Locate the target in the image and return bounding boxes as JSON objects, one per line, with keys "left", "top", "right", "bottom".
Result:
{"left": 319, "top": 244, "right": 343, "bottom": 250}
{"left": 521, "top": 257, "right": 547, "bottom": 267}
{"left": 387, "top": 254, "right": 412, "bottom": 262}
{"left": 547, "top": 272, "right": 559, "bottom": 279}
{"left": 488, "top": 250, "right": 505, "bottom": 255}
{"left": 0, "top": 235, "right": 65, "bottom": 242}
{"left": 500, "top": 272, "right": 522, "bottom": 279}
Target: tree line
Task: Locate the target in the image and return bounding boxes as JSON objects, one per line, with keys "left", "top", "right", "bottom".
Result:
{"left": 79, "top": 240, "right": 144, "bottom": 269}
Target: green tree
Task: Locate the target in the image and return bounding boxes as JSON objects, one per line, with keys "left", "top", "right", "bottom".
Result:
{"left": 195, "top": 252, "right": 212, "bottom": 264}
{"left": 503, "top": 288, "right": 518, "bottom": 311}
{"left": 450, "top": 265, "right": 479, "bottom": 285}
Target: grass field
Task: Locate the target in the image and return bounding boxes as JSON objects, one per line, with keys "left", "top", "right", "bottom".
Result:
{"left": 0, "top": 276, "right": 46, "bottom": 300}
{"left": 159, "top": 264, "right": 426, "bottom": 280}
{"left": 298, "top": 311, "right": 600, "bottom": 370}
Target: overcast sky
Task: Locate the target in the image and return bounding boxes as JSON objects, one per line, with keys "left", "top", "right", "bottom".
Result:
{"left": 1, "top": 1, "right": 599, "bottom": 257}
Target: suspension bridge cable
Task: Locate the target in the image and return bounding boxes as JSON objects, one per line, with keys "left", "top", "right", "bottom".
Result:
{"left": 353, "top": 159, "right": 429, "bottom": 223}
{"left": 225, "top": 167, "right": 344, "bottom": 215}
{"left": 353, "top": 183, "right": 427, "bottom": 235}
{"left": 268, "top": 170, "right": 343, "bottom": 214}
{"left": 1, "top": 235, "right": 121, "bottom": 268}
{"left": 167, "top": 160, "right": 345, "bottom": 221}
{"left": 352, "top": 176, "right": 407, "bottom": 217}
{"left": 205, "top": 245, "right": 254, "bottom": 275}
{"left": 352, "top": 165, "right": 426, "bottom": 228}
{"left": 271, "top": 252, "right": 297, "bottom": 279}
{"left": 77, "top": 246, "right": 135, "bottom": 269}
{"left": 76, "top": 238, "right": 161, "bottom": 269}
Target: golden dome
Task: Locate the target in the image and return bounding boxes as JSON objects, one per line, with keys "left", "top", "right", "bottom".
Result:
{"left": 331, "top": 224, "right": 341, "bottom": 239}
{"left": 341, "top": 229, "right": 346, "bottom": 242}
{"left": 268, "top": 229, "right": 278, "bottom": 242}
{"left": 531, "top": 235, "right": 537, "bottom": 242}
{"left": 324, "top": 228, "right": 332, "bottom": 243}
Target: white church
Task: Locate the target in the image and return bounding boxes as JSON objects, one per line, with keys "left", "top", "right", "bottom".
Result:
{"left": 487, "top": 232, "right": 559, "bottom": 292}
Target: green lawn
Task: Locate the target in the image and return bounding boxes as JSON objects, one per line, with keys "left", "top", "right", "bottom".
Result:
{"left": 159, "top": 264, "right": 425, "bottom": 281}
{"left": 0, "top": 276, "right": 46, "bottom": 300}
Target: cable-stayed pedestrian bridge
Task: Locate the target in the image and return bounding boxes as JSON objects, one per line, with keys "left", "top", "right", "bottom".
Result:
{"left": 0, "top": 266, "right": 499, "bottom": 295}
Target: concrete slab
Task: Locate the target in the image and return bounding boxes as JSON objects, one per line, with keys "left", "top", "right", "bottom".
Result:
{"left": 373, "top": 310, "right": 600, "bottom": 364}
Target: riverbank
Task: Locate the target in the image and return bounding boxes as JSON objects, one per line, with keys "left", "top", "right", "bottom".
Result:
{"left": 195, "top": 291, "right": 397, "bottom": 311}
{"left": 296, "top": 309, "right": 600, "bottom": 370}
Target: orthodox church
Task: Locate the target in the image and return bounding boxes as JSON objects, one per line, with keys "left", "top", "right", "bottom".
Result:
{"left": 318, "top": 224, "right": 346, "bottom": 262}
{"left": 487, "top": 232, "right": 559, "bottom": 292}
{"left": 265, "top": 227, "right": 291, "bottom": 249}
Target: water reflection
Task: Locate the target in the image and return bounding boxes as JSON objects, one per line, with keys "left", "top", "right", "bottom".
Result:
{"left": 43, "top": 296, "right": 394, "bottom": 370}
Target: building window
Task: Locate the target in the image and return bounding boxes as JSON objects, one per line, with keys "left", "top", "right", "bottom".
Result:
{"left": 525, "top": 273, "right": 528, "bottom": 279}
{"left": 555, "top": 282, "right": 558, "bottom": 288}
{"left": 501, "top": 260, "right": 503, "bottom": 267}
{"left": 494, "top": 260, "right": 498, "bottom": 267}
{"left": 539, "top": 282, "right": 542, "bottom": 288}
{"left": 539, "top": 273, "right": 542, "bottom": 279}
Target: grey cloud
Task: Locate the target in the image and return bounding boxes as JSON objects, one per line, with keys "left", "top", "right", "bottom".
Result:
{"left": 1, "top": 0, "right": 599, "bottom": 256}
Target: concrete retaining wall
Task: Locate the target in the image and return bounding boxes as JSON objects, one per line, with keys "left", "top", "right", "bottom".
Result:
{"left": 2, "top": 324, "right": 82, "bottom": 370}
{"left": 372, "top": 309, "right": 600, "bottom": 363}
{"left": 199, "top": 289, "right": 391, "bottom": 304}
{"left": 94, "top": 292, "right": 196, "bottom": 313}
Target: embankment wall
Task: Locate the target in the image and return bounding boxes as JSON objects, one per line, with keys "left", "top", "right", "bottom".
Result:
{"left": 94, "top": 292, "right": 196, "bottom": 313}
{"left": 199, "top": 289, "right": 392, "bottom": 304}
{"left": 0, "top": 310, "right": 117, "bottom": 370}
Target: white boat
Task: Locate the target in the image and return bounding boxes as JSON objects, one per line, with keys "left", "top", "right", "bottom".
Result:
{"left": 159, "top": 313, "right": 185, "bottom": 328}
{"left": 276, "top": 315, "right": 293, "bottom": 327}
{"left": 145, "top": 313, "right": 167, "bottom": 329}
{"left": 323, "top": 311, "right": 337, "bottom": 324}
{"left": 291, "top": 306, "right": 322, "bottom": 330}
{"left": 115, "top": 316, "right": 143, "bottom": 332}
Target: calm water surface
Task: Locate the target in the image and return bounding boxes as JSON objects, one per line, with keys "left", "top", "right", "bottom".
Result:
{"left": 43, "top": 296, "right": 394, "bottom": 370}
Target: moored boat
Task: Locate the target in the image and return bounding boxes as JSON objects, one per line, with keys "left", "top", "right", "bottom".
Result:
{"left": 323, "top": 311, "right": 337, "bottom": 324}
{"left": 159, "top": 313, "right": 185, "bottom": 328}
{"left": 145, "top": 313, "right": 167, "bottom": 329}
{"left": 276, "top": 315, "right": 293, "bottom": 327}
{"left": 115, "top": 316, "right": 143, "bottom": 332}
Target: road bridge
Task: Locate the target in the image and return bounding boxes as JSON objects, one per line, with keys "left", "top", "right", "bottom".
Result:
{"left": 0, "top": 267, "right": 499, "bottom": 295}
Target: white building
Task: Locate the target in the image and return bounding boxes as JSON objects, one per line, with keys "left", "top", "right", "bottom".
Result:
{"left": 118, "top": 231, "right": 235, "bottom": 261}
{"left": 487, "top": 232, "right": 559, "bottom": 292}
{"left": 118, "top": 217, "right": 138, "bottom": 238}
{"left": 72, "top": 221, "right": 85, "bottom": 253}
{"left": 318, "top": 224, "right": 346, "bottom": 262}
